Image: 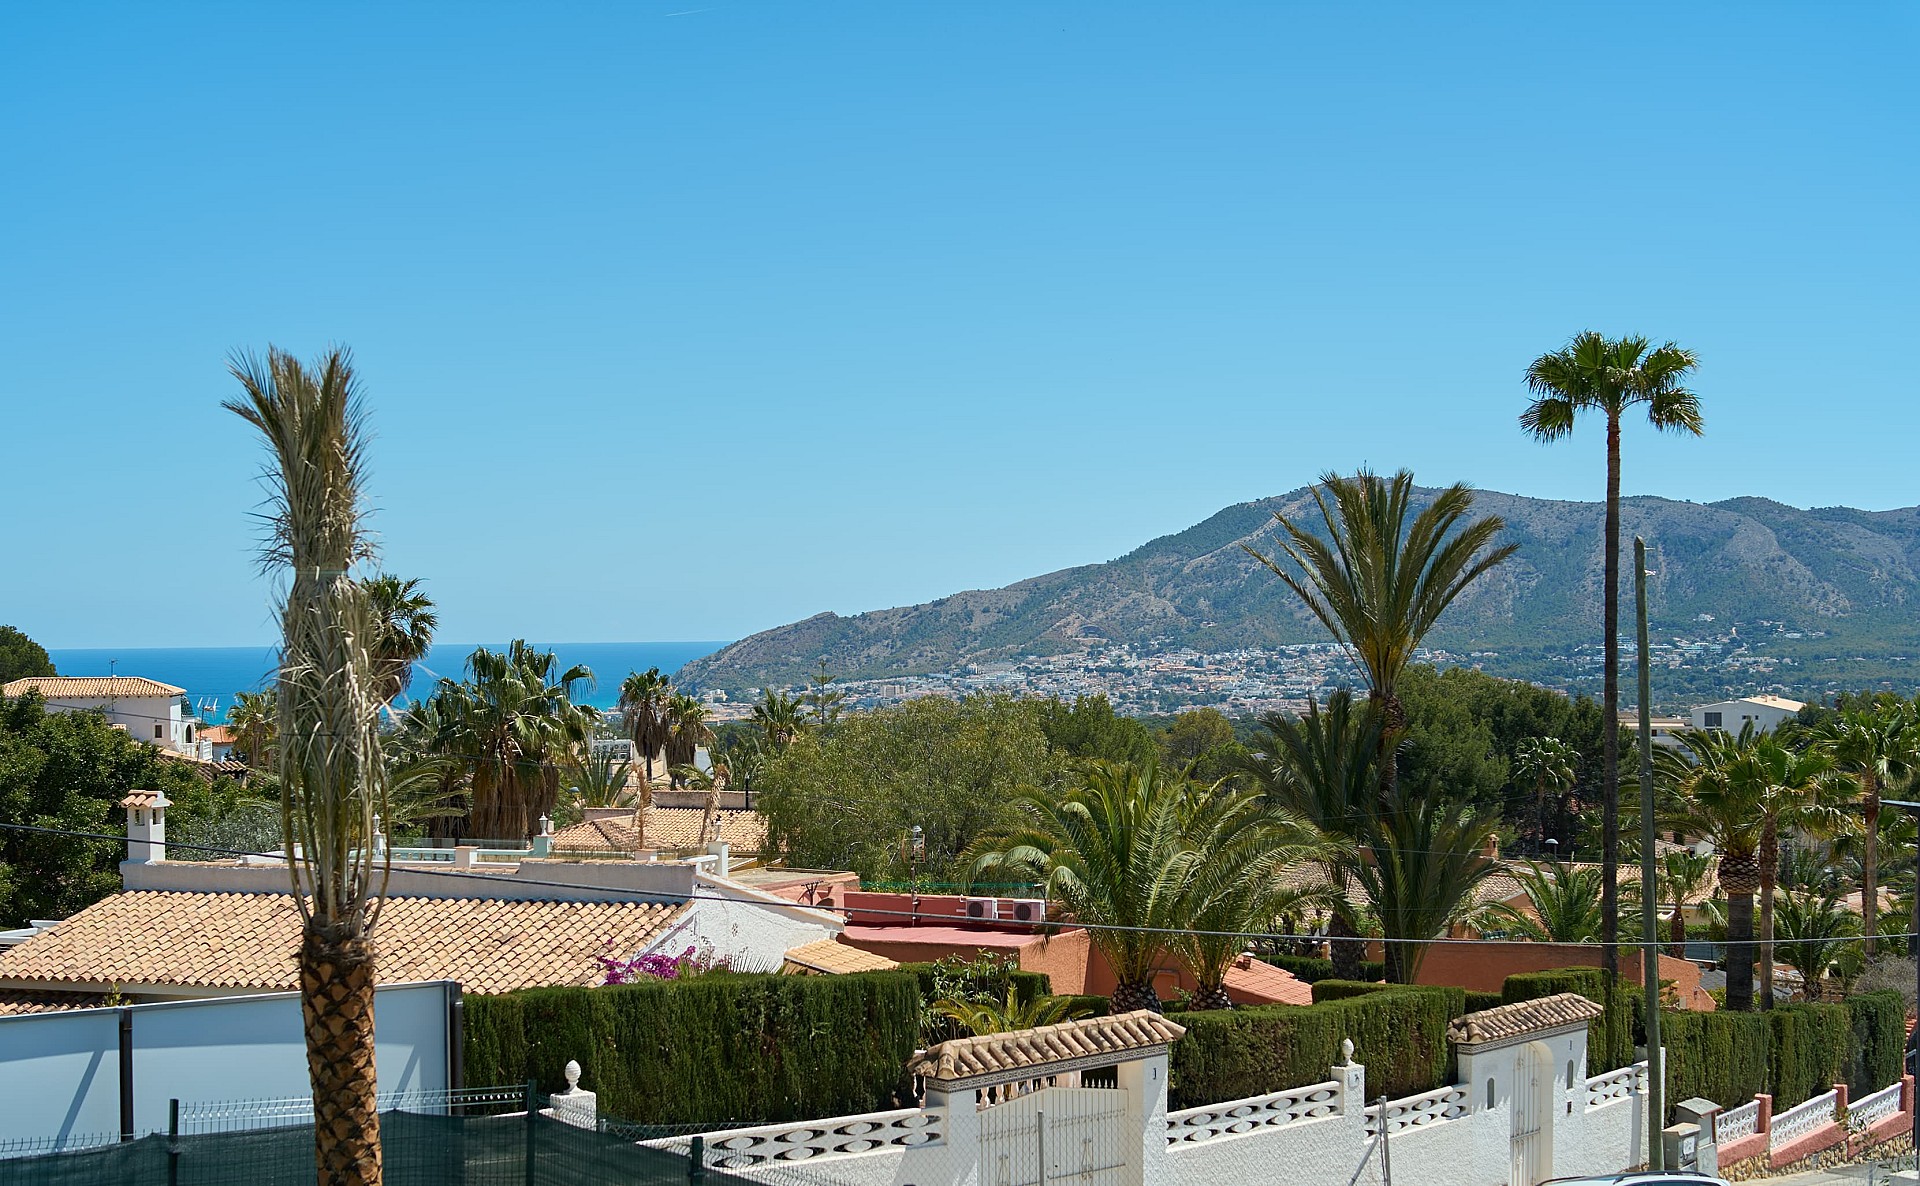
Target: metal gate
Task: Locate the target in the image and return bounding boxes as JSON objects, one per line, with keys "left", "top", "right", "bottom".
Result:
{"left": 1509, "top": 1042, "right": 1552, "bottom": 1186}
{"left": 979, "top": 1085, "right": 1129, "bottom": 1186}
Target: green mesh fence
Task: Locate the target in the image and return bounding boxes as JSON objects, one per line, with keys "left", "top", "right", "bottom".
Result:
{"left": 0, "top": 1111, "right": 752, "bottom": 1186}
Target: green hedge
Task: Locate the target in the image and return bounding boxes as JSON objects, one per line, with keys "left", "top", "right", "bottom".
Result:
{"left": 1659, "top": 1009, "right": 1771, "bottom": 1115}
{"left": 1463, "top": 990, "right": 1504, "bottom": 1014}
{"left": 898, "top": 960, "right": 1052, "bottom": 1004}
{"left": 1053, "top": 994, "right": 1112, "bottom": 1020}
{"left": 1767, "top": 1003, "right": 1852, "bottom": 1111}
{"left": 463, "top": 971, "right": 920, "bottom": 1124}
{"left": 1257, "top": 953, "right": 1387, "bottom": 984}
{"left": 1843, "top": 991, "right": 1906, "bottom": 1098}
{"left": 1501, "top": 968, "right": 1635, "bottom": 1073}
{"left": 1172, "top": 986, "right": 1458, "bottom": 1108}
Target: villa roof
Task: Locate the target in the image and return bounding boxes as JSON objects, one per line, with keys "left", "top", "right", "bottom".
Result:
{"left": 3, "top": 677, "right": 185, "bottom": 699}
{"left": 0, "top": 890, "right": 683, "bottom": 997}
{"left": 200, "top": 726, "right": 236, "bottom": 744}
{"left": 909, "top": 1010, "right": 1187, "bottom": 1086}
{"left": 782, "top": 939, "right": 899, "bottom": 975}
{"left": 0, "top": 989, "right": 110, "bottom": 1016}
{"left": 1744, "top": 694, "right": 1806, "bottom": 711}
{"left": 550, "top": 807, "right": 767, "bottom": 855}
{"left": 1447, "top": 992, "right": 1602, "bottom": 1045}
{"left": 118, "top": 789, "right": 170, "bottom": 809}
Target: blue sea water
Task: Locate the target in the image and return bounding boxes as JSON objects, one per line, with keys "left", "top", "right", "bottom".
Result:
{"left": 43, "top": 641, "right": 730, "bottom": 721}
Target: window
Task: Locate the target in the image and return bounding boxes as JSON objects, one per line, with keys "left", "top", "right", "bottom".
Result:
{"left": 1703, "top": 711, "right": 1723, "bottom": 728}
{"left": 154, "top": 724, "right": 164, "bottom": 738}
{"left": 1486, "top": 1078, "right": 1496, "bottom": 1109}
{"left": 1567, "top": 1061, "right": 1576, "bottom": 1089}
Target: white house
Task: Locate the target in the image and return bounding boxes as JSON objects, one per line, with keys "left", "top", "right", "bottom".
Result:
{"left": 1616, "top": 712, "right": 1689, "bottom": 751}
{"left": 2, "top": 676, "right": 211, "bottom": 759}
{"left": 1689, "top": 694, "right": 1805, "bottom": 735}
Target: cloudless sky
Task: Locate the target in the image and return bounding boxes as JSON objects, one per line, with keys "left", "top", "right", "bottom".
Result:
{"left": 3, "top": 3, "right": 1915, "bottom": 648}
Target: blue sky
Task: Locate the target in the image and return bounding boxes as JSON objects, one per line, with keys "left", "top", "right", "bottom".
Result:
{"left": 3, "top": 3, "right": 1914, "bottom": 649}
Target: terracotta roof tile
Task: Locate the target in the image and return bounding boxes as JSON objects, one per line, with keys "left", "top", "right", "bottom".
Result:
{"left": 4, "top": 677, "right": 185, "bottom": 699}
{"left": 119, "top": 789, "right": 169, "bottom": 809}
{"left": 1447, "top": 992, "right": 1602, "bottom": 1045}
{"left": 0, "top": 891, "right": 683, "bottom": 997}
{"left": 1221, "top": 956, "right": 1313, "bottom": 1006}
{"left": 782, "top": 940, "right": 899, "bottom": 975}
{"left": 0, "top": 989, "right": 110, "bottom": 1015}
{"left": 909, "top": 1010, "right": 1186, "bottom": 1085}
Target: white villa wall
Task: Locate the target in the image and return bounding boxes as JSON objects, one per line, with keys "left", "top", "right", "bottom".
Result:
{"left": 1691, "top": 698, "right": 1798, "bottom": 735}
{"left": 646, "top": 878, "right": 841, "bottom": 972}
{"left": 41, "top": 694, "right": 193, "bottom": 754}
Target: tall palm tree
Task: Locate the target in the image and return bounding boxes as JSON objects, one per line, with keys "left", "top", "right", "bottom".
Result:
{"left": 664, "top": 694, "right": 714, "bottom": 789}
{"left": 1244, "top": 469, "right": 1516, "bottom": 797}
{"left": 1739, "top": 734, "right": 1848, "bottom": 1008}
{"left": 1659, "top": 729, "right": 1762, "bottom": 1009}
{"left": 228, "top": 688, "right": 278, "bottom": 770}
{"left": 434, "top": 641, "right": 596, "bottom": 840}
{"left": 617, "top": 668, "right": 674, "bottom": 784}
{"left": 1657, "top": 847, "right": 1719, "bottom": 958}
{"left": 1479, "top": 861, "right": 1609, "bottom": 943}
{"left": 361, "top": 574, "right": 437, "bottom": 707}
{"left": 1521, "top": 330, "right": 1703, "bottom": 976}
{"left": 1812, "top": 705, "right": 1916, "bottom": 954}
{"left": 752, "top": 689, "right": 806, "bottom": 748}
{"left": 225, "top": 346, "right": 391, "bottom": 1186}
{"left": 1353, "top": 787, "right": 1500, "bottom": 983}
{"left": 969, "top": 761, "right": 1203, "bottom": 1013}
{"left": 674, "top": 751, "right": 730, "bottom": 848}
{"left": 1512, "top": 736, "right": 1579, "bottom": 850}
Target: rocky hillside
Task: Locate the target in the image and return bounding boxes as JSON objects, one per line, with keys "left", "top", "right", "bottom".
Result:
{"left": 678, "top": 487, "right": 1920, "bottom": 695}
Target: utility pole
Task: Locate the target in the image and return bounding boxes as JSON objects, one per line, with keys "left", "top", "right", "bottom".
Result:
{"left": 1879, "top": 798, "right": 1920, "bottom": 1074}
{"left": 1635, "top": 537, "right": 1664, "bottom": 1168}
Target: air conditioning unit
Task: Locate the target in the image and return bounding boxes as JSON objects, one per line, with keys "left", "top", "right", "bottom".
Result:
{"left": 964, "top": 897, "right": 1000, "bottom": 921}
{"left": 1006, "top": 899, "right": 1047, "bottom": 924}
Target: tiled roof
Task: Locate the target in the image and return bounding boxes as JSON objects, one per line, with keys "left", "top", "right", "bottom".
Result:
{"left": 1220, "top": 955, "right": 1312, "bottom": 1006}
{"left": 550, "top": 808, "right": 767, "bottom": 855}
{"left": 0, "top": 891, "right": 684, "bottom": 997}
{"left": 909, "top": 1010, "right": 1187, "bottom": 1085}
{"left": 119, "top": 789, "right": 169, "bottom": 809}
{"left": 1745, "top": 694, "right": 1806, "bottom": 711}
{"left": 200, "top": 726, "right": 236, "bottom": 744}
{"left": 782, "top": 939, "right": 899, "bottom": 975}
{"left": 0, "top": 989, "right": 110, "bottom": 1015}
{"left": 1447, "top": 992, "right": 1602, "bottom": 1045}
{"left": 3, "top": 677, "right": 185, "bottom": 699}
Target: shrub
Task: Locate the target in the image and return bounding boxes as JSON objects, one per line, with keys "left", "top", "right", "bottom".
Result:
{"left": 1502, "top": 967, "right": 1634, "bottom": 1073}
{"left": 1053, "top": 994, "right": 1112, "bottom": 1020}
{"left": 1463, "top": 990, "right": 1504, "bottom": 1014}
{"left": 1659, "top": 1009, "right": 1770, "bottom": 1114}
{"left": 1767, "top": 1003, "right": 1851, "bottom": 1110}
{"left": 1843, "top": 991, "right": 1905, "bottom": 1097}
{"left": 898, "top": 955, "right": 1051, "bottom": 1043}
{"left": 1256, "top": 953, "right": 1388, "bottom": 984}
{"left": 1172, "top": 986, "right": 1457, "bottom": 1108}
{"left": 463, "top": 971, "right": 920, "bottom": 1124}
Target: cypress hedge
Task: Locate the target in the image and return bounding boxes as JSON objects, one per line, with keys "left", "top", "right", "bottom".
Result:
{"left": 1463, "top": 990, "right": 1504, "bottom": 1014}
{"left": 1766, "top": 1003, "right": 1851, "bottom": 1110}
{"left": 1171, "top": 985, "right": 1458, "bottom": 1108}
{"left": 1501, "top": 968, "right": 1635, "bottom": 1073}
{"left": 1843, "top": 991, "right": 1906, "bottom": 1098}
{"left": 1257, "top": 953, "right": 1387, "bottom": 984}
{"left": 1659, "top": 1009, "right": 1771, "bottom": 1115}
{"left": 463, "top": 971, "right": 921, "bottom": 1124}
{"left": 1654, "top": 995, "right": 1902, "bottom": 1116}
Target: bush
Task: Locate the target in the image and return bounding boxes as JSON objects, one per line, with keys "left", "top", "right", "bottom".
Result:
{"left": 1053, "top": 994, "right": 1112, "bottom": 1020}
{"left": 1767, "top": 1003, "right": 1851, "bottom": 1110}
{"left": 1844, "top": 991, "right": 1906, "bottom": 1097}
{"left": 1256, "top": 953, "right": 1387, "bottom": 984}
{"left": 898, "top": 955, "right": 1051, "bottom": 1043}
{"left": 1502, "top": 968, "right": 1635, "bottom": 1073}
{"left": 463, "top": 971, "right": 921, "bottom": 1124}
{"left": 1659, "top": 1009, "right": 1770, "bottom": 1114}
{"left": 1463, "top": 990, "right": 1504, "bottom": 1014}
{"left": 1172, "top": 986, "right": 1458, "bottom": 1108}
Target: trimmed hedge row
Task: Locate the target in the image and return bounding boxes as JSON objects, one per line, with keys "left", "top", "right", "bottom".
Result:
{"left": 1655, "top": 993, "right": 1904, "bottom": 1114}
{"left": 1258, "top": 952, "right": 1387, "bottom": 984}
{"left": 1170, "top": 985, "right": 1460, "bottom": 1109}
{"left": 1660, "top": 1008, "right": 1770, "bottom": 1113}
{"left": 463, "top": 971, "right": 921, "bottom": 1124}
{"left": 1843, "top": 991, "right": 1906, "bottom": 1100}
{"left": 1501, "top": 968, "right": 1635, "bottom": 1074}
{"left": 1464, "top": 990, "right": 1504, "bottom": 1014}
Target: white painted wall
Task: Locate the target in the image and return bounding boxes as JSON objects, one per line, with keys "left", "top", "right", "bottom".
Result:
{"left": 641, "top": 875, "right": 841, "bottom": 972}
{"left": 1691, "top": 698, "right": 1799, "bottom": 734}
{"left": 40, "top": 694, "right": 194, "bottom": 754}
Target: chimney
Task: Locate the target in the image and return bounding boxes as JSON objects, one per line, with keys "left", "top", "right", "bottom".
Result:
{"left": 120, "top": 789, "right": 171, "bottom": 863}
{"left": 705, "top": 841, "right": 731, "bottom": 879}
{"left": 1481, "top": 833, "right": 1500, "bottom": 862}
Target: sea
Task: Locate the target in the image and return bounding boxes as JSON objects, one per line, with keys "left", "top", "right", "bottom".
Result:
{"left": 43, "top": 641, "right": 731, "bottom": 722}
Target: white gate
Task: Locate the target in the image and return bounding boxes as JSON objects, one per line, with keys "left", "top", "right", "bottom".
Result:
{"left": 979, "top": 1085, "right": 1129, "bottom": 1186}
{"left": 1509, "top": 1042, "right": 1553, "bottom": 1186}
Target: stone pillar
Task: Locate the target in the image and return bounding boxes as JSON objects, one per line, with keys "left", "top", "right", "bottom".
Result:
{"left": 919, "top": 1086, "right": 981, "bottom": 1186}
{"left": 1119, "top": 1049, "right": 1169, "bottom": 1186}
{"left": 547, "top": 1059, "right": 597, "bottom": 1130}
{"left": 1338, "top": 1041, "right": 1369, "bottom": 1133}
{"left": 454, "top": 845, "right": 478, "bottom": 869}
{"left": 706, "top": 841, "right": 731, "bottom": 879}
{"left": 532, "top": 816, "right": 553, "bottom": 858}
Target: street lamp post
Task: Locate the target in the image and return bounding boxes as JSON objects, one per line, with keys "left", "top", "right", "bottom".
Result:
{"left": 1634, "top": 537, "right": 1664, "bottom": 1169}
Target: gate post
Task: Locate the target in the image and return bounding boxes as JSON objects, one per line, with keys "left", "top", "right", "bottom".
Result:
{"left": 1118, "top": 1048, "right": 1168, "bottom": 1186}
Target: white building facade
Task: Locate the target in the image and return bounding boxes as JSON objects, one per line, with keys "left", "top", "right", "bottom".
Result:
{"left": 2, "top": 676, "right": 210, "bottom": 759}
{"left": 1690, "top": 694, "right": 1805, "bottom": 735}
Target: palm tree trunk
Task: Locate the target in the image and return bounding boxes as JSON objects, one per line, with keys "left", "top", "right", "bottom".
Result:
{"left": 1328, "top": 869, "right": 1363, "bottom": 979}
{"left": 1726, "top": 891, "right": 1755, "bottom": 1012}
{"left": 301, "top": 920, "right": 381, "bottom": 1186}
{"left": 1600, "top": 413, "right": 1622, "bottom": 979}
{"left": 1759, "top": 825, "right": 1779, "bottom": 1010}
{"left": 1863, "top": 785, "right": 1880, "bottom": 956}
{"left": 1667, "top": 907, "right": 1686, "bottom": 960}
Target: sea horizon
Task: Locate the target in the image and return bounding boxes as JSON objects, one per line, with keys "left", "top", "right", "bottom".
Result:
{"left": 43, "top": 641, "right": 732, "bottom": 720}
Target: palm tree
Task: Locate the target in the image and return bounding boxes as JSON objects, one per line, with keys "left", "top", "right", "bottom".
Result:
{"left": 1511, "top": 736, "right": 1578, "bottom": 850}
{"left": 934, "top": 984, "right": 1095, "bottom": 1036}
{"left": 1479, "top": 861, "right": 1608, "bottom": 943}
{"left": 1773, "top": 885, "right": 1862, "bottom": 1002}
{"left": 1659, "top": 729, "right": 1762, "bottom": 1009}
{"left": 361, "top": 574, "right": 437, "bottom": 707}
{"left": 1244, "top": 469, "right": 1516, "bottom": 797}
{"left": 1353, "top": 788, "right": 1499, "bottom": 982}
{"left": 617, "top": 668, "right": 674, "bottom": 784}
{"left": 664, "top": 694, "right": 714, "bottom": 789}
{"left": 564, "top": 745, "right": 636, "bottom": 809}
{"left": 228, "top": 688, "right": 278, "bottom": 769}
{"left": 752, "top": 689, "right": 806, "bottom": 748}
{"left": 1739, "top": 734, "right": 1848, "bottom": 1008}
{"left": 1521, "top": 330, "right": 1703, "bottom": 977}
{"left": 434, "top": 641, "right": 596, "bottom": 840}
{"left": 1657, "top": 847, "right": 1719, "bottom": 958}
{"left": 969, "top": 761, "right": 1203, "bottom": 1013}
{"left": 225, "top": 346, "right": 391, "bottom": 1185}
{"left": 1812, "top": 705, "right": 1916, "bottom": 954}
{"left": 724, "top": 734, "right": 769, "bottom": 808}
{"left": 674, "top": 752, "right": 730, "bottom": 848}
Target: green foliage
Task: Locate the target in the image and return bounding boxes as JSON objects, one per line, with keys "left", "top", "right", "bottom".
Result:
{"left": 897, "top": 956, "right": 1050, "bottom": 1044}
{"left": 1500, "top": 968, "right": 1635, "bottom": 1074}
{"left": 1036, "top": 695, "right": 1156, "bottom": 766}
{"left": 1171, "top": 986, "right": 1460, "bottom": 1107}
{"left": 1842, "top": 990, "right": 1906, "bottom": 1097}
{"left": 1053, "top": 994, "right": 1112, "bottom": 1020}
{"left": 758, "top": 694, "right": 1054, "bottom": 883}
{"left": 1155, "top": 708, "right": 1246, "bottom": 783}
{"left": 1254, "top": 952, "right": 1387, "bottom": 983}
{"left": 1659, "top": 1009, "right": 1771, "bottom": 1113}
{"left": 463, "top": 972, "right": 921, "bottom": 1125}
{"left": 0, "top": 625, "right": 55, "bottom": 683}
{"left": 1766, "top": 1003, "right": 1851, "bottom": 1110}
{"left": 1463, "top": 990, "right": 1504, "bottom": 1013}
{"left": 1656, "top": 993, "right": 1903, "bottom": 1116}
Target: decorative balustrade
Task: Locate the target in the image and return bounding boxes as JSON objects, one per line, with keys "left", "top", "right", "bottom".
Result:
{"left": 642, "top": 1108, "right": 945, "bottom": 1168}
{"left": 1849, "top": 1083, "right": 1903, "bottom": 1131}
{"left": 1364, "top": 1084, "right": 1469, "bottom": 1137}
{"left": 1714, "top": 1098, "right": 1760, "bottom": 1144}
{"left": 1584, "top": 1063, "right": 1645, "bottom": 1111}
{"left": 1166, "top": 1080, "right": 1343, "bottom": 1147}
{"left": 1768, "top": 1090, "right": 1839, "bottom": 1151}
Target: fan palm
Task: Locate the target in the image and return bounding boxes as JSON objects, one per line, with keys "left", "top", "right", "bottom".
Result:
{"left": 228, "top": 688, "right": 278, "bottom": 769}
{"left": 1657, "top": 848, "right": 1720, "bottom": 957}
{"left": 1479, "top": 861, "right": 1608, "bottom": 943}
{"left": 934, "top": 984, "right": 1095, "bottom": 1036}
{"left": 1812, "top": 706, "right": 1916, "bottom": 954}
{"left": 617, "top": 668, "right": 674, "bottom": 784}
{"left": 1773, "top": 886, "right": 1862, "bottom": 1002}
{"left": 969, "top": 761, "right": 1202, "bottom": 1013}
{"left": 752, "top": 689, "right": 806, "bottom": 748}
{"left": 361, "top": 574, "right": 436, "bottom": 707}
{"left": 1512, "top": 736, "right": 1578, "bottom": 850}
{"left": 435, "top": 641, "right": 596, "bottom": 840}
{"left": 1521, "top": 330, "right": 1703, "bottom": 977}
{"left": 1244, "top": 469, "right": 1516, "bottom": 797}
{"left": 225, "top": 346, "right": 391, "bottom": 1186}
{"left": 664, "top": 694, "right": 714, "bottom": 789}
